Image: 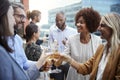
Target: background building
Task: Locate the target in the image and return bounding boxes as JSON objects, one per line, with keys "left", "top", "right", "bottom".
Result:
{"left": 48, "top": 0, "right": 120, "bottom": 28}
{"left": 48, "top": 1, "right": 82, "bottom": 28}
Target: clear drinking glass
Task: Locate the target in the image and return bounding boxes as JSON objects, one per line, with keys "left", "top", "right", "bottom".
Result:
{"left": 48, "top": 40, "right": 62, "bottom": 73}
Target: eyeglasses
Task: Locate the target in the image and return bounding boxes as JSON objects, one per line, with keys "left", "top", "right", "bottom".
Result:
{"left": 14, "top": 14, "right": 26, "bottom": 21}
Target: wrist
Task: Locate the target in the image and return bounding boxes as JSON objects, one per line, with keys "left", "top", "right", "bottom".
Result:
{"left": 67, "top": 58, "right": 73, "bottom": 65}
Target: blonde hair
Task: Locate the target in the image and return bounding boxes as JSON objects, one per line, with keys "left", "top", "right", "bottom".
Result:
{"left": 101, "top": 13, "right": 120, "bottom": 55}
{"left": 26, "top": 10, "right": 41, "bottom": 20}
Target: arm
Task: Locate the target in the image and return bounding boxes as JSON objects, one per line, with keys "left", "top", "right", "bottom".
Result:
{"left": 69, "top": 56, "right": 94, "bottom": 75}
{"left": 26, "top": 64, "right": 40, "bottom": 80}
{"left": 61, "top": 44, "right": 103, "bottom": 75}
{"left": 115, "top": 59, "right": 120, "bottom": 80}
{"left": 27, "top": 50, "right": 50, "bottom": 80}
{"left": 115, "top": 49, "right": 120, "bottom": 80}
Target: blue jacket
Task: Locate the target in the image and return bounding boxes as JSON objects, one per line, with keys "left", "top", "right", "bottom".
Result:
{"left": 0, "top": 45, "right": 39, "bottom": 80}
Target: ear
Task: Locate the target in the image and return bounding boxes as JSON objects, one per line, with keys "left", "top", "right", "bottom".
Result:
{"left": 33, "top": 32, "right": 36, "bottom": 36}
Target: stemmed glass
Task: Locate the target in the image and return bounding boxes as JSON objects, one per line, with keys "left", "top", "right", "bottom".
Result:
{"left": 48, "top": 40, "right": 62, "bottom": 73}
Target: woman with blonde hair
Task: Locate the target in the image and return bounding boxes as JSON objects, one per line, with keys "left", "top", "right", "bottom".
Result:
{"left": 59, "top": 13, "right": 120, "bottom": 80}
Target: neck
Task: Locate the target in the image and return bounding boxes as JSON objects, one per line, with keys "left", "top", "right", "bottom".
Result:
{"left": 80, "top": 32, "right": 91, "bottom": 44}
{"left": 27, "top": 38, "right": 37, "bottom": 44}
{"left": 31, "top": 20, "right": 37, "bottom": 24}
{"left": 59, "top": 24, "right": 66, "bottom": 31}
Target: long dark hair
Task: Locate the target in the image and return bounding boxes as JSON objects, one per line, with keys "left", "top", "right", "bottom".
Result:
{"left": 0, "top": 0, "right": 13, "bottom": 53}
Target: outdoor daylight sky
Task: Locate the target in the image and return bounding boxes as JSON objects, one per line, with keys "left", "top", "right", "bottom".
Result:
{"left": 29, "top": 0, "right": 81, "bottom": 25}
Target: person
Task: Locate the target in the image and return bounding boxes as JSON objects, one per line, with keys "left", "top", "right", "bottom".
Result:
{"left": 25, "top": 24, "right": 50, "bottom": 80}
{"left": 10, "top": 2, "right": 35, "bottom": 70}
{"left": 49, "top": 11, "right": 77, "bottom": 53}
{"left": 27, "top": 10, "right": 46, "bottom": 45}
{"left": 0, "top": 0, "right": 48, "bottom": 80}
{"left": 25, "top": 24, "right": 42, "bottom": 61}
{"left": 63, "top": 8, "right": 102, "bottom": 80}
{"left": 59, "top": 13, "right": 120, "bottom": 80}
{"left": 49, "top": 11, "right": 77, "bottom": 80}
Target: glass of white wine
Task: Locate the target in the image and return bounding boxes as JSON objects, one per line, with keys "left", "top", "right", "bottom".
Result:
{"left": 48, "top": 40, "right": 62, "bottom": 73}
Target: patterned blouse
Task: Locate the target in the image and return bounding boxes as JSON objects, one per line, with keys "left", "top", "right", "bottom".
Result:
{"left": 25, "top": 42, "right": 42, "bottom": 61}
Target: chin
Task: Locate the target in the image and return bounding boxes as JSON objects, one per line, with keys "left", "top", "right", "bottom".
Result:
{"left": 100, "top": 36, "right": 104, "bottom": 39}
{"left": 77, "top": 30, "right": 81, "bottom": 33}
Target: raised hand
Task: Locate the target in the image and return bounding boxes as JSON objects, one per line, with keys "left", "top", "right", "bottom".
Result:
{"left": 59, "top": 54, "right": 72, "bottom": 64}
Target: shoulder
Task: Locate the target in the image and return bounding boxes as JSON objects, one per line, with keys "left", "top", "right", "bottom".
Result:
{"left": 26, "top": 43, "right": 41, "bottom": 52}
{"left": 69, "top": 33, "right": 79, "bottom": 38}
{"left": 66, "top": 26, "right": 76, "bottom": 31}
{"left": 49, "top": 24, "right": 57, "bottom": 32}
{"left": 0, "top": 45, "right": 8, "bottom": 57}
{"left": 68, "top": 33, "right": 79, "bottom": 41}
{"left": 15, "top": 34, "right": 23, "bottom": 42}
{"left": 91, "top": 34, "right": 102, "bottom": 41}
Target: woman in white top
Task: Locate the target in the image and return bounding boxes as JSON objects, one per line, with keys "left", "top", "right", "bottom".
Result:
{"left": 63, "top": 8, "right": 102, "bottom": 80}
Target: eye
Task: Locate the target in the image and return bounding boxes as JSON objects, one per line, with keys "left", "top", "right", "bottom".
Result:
{"left": 100, "top": 23, "right": 108, "bottom": 27}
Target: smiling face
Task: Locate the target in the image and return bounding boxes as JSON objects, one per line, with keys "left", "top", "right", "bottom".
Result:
{"left": 76, "top": 16, "right": 89, "bottom": 33}
{"left": 98, "top": 21, "right": 113, "bottom": 41}
{"left": 14, "top": 7, "right": 26, "bottom": 30}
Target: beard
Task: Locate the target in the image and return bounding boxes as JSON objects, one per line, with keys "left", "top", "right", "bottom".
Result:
{"left": 14, "top": 24, "right": 24, "bottom": 35}
{"left": 57, "top": 22, "right": 66, "bottom": 30}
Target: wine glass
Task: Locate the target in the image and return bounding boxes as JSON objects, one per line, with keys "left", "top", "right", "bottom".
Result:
{"left": 48, "top": 40, "right": 62, "bottom": 73}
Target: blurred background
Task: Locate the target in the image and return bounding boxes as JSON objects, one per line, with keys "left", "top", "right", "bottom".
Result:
{"left": 9, "top": 0, "right": 120, "bottom": 44}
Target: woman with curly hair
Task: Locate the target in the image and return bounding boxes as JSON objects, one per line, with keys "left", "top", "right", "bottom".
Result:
{"left": 60, "top": 13, "right": 120, "bottom": 80}
{"left": 63, "top": 7, "right": 102, "bottom": 80}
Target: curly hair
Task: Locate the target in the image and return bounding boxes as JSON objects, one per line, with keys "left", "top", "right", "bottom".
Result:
{"left": 75, "top": 7, "right": 101, "bottom": 33}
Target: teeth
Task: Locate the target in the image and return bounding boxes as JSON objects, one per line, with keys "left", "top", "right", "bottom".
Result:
{"left": 77, "top": 28, "right": 80, "bottom": 29}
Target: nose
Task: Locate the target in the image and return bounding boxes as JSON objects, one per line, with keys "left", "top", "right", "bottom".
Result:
{"left": 97, "top": 25, "right": 101, "bottom": 31}
{"left": 76, "top": 22, "right": 81, "bottom": 27}
{"left": 21, "top": 17, "right": 26, "bottom": 23}
{"left": 57, "top": 20, "right": 61, "bottom": 24}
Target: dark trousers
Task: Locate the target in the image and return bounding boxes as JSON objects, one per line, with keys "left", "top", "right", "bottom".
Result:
{"left": 50, "top": 63, "right": 69, "bottom": 80}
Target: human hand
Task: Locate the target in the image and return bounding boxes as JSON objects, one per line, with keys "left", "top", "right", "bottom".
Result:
{"left": 52, "top": 54, "right": 73, "bottom": 66}
{"left": 36, "top": 50, "right": 51, "bottom": 69}
{"left": 59, "top": 54, "right": 72, "bottom": 64}
{"left": 62, "top": 37, "right": 68, "bottom": 45}
{"left": 40, "top": 59, "right": 52, "bottom": 71}
{"left": 42, "top": 37, "right": 47, "bottom": 42}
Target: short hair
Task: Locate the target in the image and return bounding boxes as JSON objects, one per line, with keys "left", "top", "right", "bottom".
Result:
{"left": 56, "top": 11, "right": 66, "bottom": 19}
{"left": 11, "top": 2, "right": 24, "bottom": 10}
{"left": 25, "top": 24, "right": 39, "bottom": 42}
{"left": 75, "top": 7, "right": 101, "bottom": 33}
{"left": 26, "top": 10, "right": 41, "bottom": 20}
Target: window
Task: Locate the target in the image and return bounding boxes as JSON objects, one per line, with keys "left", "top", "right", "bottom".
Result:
{"left": 9, "top": 0, "right": 22, "bottom": 3}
